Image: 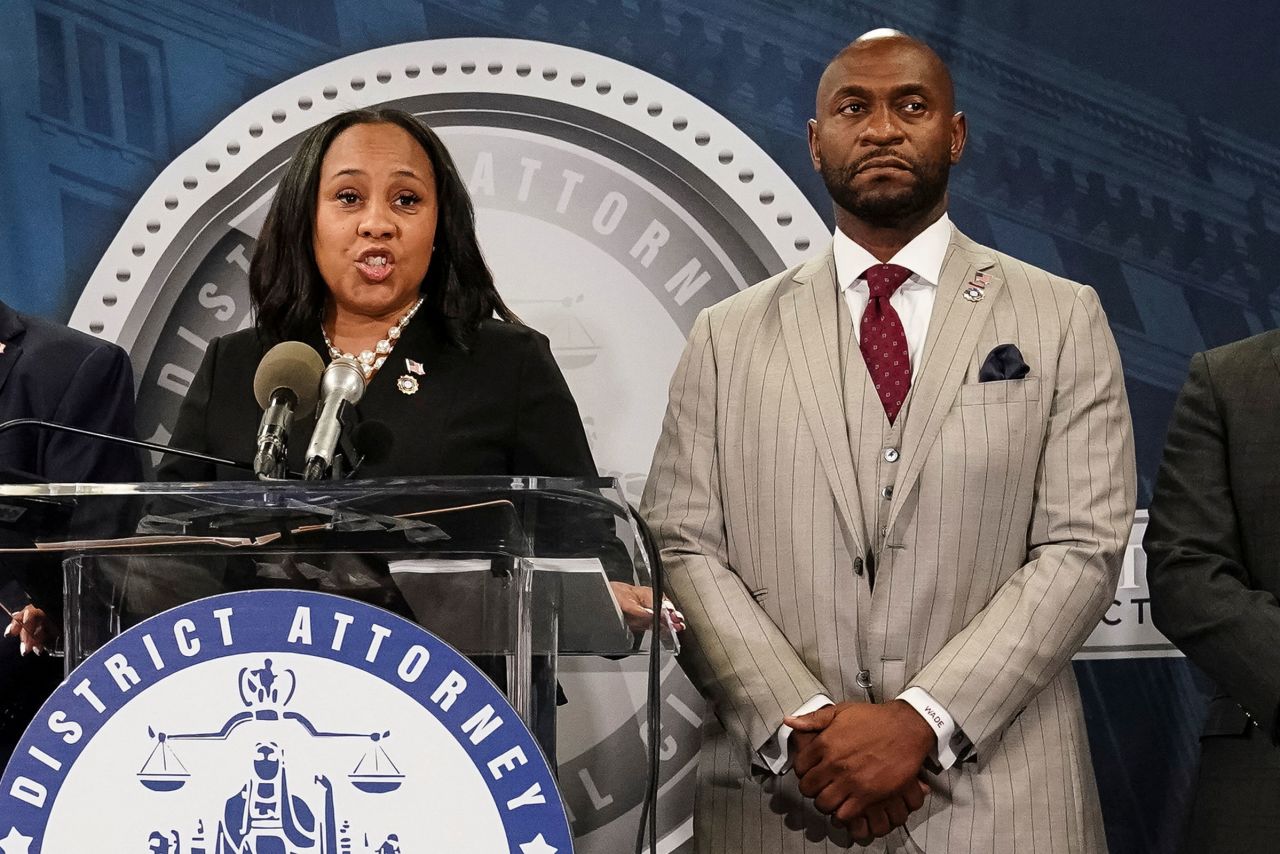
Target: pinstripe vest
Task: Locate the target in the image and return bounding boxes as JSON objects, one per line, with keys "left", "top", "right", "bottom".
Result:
{"left": 839, "top": 291, "right": 912, "bottom": 702}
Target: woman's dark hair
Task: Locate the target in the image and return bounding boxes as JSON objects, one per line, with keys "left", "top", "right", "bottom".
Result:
{"left": 250, "top": 108, "right": 519, "bottom": 347}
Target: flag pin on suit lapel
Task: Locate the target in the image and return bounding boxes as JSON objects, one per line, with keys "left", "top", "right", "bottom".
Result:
{"left": 398, "top": 357, "right": 424, "bottom": 395}
{"left": 963, "top": 271, "right": 991, "bottom": 303}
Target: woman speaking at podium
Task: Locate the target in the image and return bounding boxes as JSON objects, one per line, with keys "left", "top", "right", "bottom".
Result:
{"left": 162, "top": 108, "right": 606, "bottom": 492}
{"left": 153, "top": 109, "right": 670, "bottom": 753}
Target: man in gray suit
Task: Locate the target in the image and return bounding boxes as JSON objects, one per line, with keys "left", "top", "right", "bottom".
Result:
{"left": 642, "top": 30, "right": 1135, "bottom": 852}
{"left": 1145, "top": 330, "right": 1280, "bottom": 852}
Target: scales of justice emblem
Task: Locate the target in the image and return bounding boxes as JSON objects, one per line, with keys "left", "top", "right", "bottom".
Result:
{"left": 137, "top": 658, "right": 404, "bottom": 854}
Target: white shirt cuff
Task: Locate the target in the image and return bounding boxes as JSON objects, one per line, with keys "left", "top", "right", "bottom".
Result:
{"left": 757, "top": 694, "right": 834, "bottom": 774}
{"left": 897, "top": 686, "right": 971, "bottom": 770}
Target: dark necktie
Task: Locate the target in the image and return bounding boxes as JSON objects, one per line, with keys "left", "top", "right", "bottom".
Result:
{"left": 860, "top": 263, "right": 913, "bottom": 424}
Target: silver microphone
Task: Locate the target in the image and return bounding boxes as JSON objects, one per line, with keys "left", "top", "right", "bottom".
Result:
{"left": 252, "top": 342, "right": 325, "bottom": 479}
{"left": 303, "top": 357, "right": 366, "bottom": 480}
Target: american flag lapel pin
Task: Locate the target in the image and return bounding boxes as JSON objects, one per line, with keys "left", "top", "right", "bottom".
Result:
{"left": 397, "top": 357, "right": 424, "bottom": 395}
{"left": 963, "top": 271, "right": 990, "bottom": 303}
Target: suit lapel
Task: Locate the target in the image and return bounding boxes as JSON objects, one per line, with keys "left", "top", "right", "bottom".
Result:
{"left": 0, "top": 302, "right": 26, "bottom": 398}
{"left": 780, "top": 246, "right": 867, "bottom": 556}
{"left": 886, "top": 231, "right": 1003, "bottom": 536}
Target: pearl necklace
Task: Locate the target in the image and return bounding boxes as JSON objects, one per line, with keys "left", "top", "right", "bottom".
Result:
{"left": 322, "top": 296, "right": 425, "bottom": 380}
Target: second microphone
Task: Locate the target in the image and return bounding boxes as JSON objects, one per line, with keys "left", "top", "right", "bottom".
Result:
{"left": 303, "top": 356, "right": 366, "bottom": 481}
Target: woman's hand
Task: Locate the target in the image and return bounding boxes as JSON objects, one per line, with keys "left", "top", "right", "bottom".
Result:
{"left": 4, "top": 604, "right": 56, "bottom": 656}
{"left": 609, "top": 581, "right": 686, "bottom": 634}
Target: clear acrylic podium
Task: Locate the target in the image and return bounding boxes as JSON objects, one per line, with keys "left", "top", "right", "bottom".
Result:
{"left": 0, "top": 476, "right": 659, "bottom": 764}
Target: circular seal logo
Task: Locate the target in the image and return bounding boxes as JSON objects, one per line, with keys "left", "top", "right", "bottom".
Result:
{"left": 0, "top": 589, "right": 570, "bottom": 852}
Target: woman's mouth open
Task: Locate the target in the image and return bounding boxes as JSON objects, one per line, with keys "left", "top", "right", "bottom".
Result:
{"left": 356, "top": 250, "right": 395, "bottom": 283}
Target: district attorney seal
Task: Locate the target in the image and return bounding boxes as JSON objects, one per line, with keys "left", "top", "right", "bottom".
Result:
{"left": 0, "top": 589, "right": 571, "bottom": 852}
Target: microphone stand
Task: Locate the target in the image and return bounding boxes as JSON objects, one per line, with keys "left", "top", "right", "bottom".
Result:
{"left": 331, "top": 405, "right": 364, "bottom": 480}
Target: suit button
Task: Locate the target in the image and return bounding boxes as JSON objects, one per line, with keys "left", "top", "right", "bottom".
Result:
{"left": 883, "top": 447, "right": 900, "bottom": 463}
{"left": 856, "top": 670, "right": 873, "bottom": 689}
{"left": 853, "top": 557, "right": 864, "bottom": 576}
{"left": 881, "top": 485, "right": 894, "bottom": 499}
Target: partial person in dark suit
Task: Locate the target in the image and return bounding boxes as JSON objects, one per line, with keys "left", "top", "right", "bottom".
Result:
{"left": 0, "top": 297, "right": 141, "bottom": 762}
{"left": 1145, "top": 328, "right": 1280, "bottom": 853}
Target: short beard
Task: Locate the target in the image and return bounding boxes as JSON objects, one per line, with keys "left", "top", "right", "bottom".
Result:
{"left": 820, "top": 154, "right": 950, "bottom": 228}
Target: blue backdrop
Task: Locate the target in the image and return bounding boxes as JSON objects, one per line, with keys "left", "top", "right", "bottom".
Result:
{"left": 2, "top": 2, "right": 1277, "bottom": 850}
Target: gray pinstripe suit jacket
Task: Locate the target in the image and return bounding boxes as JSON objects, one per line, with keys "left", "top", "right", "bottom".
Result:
{"left": 641, "top": 229, "right": 1135, "bottom": 853}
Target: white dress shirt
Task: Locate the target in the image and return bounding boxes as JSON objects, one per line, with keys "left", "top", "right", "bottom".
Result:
{"left": 832, "top": 211, "right": 952, "bottom": 369}
{"left": 757, "top": 213, "right": 971, "bottom": 774}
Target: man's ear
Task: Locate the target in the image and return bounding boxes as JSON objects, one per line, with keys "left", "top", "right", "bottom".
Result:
{"left": 949, "top": 112, "right": 967, "bottom": 164}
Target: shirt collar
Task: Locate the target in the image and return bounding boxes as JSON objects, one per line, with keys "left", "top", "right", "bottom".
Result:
{"left": 832, "top": 212, "right": 953, "bottom": 292}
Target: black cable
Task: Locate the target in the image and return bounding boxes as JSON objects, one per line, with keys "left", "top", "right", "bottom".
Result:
{"left": 629, "top": 503, "right": 664, "bottom": 854}
{"left": 0, "top": 417, "right": 261, "bottom": 474}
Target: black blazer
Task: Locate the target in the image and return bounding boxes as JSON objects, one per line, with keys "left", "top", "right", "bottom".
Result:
{"left": 158, "top": 316, "right": 597, "bottom": 482}
{"left": 1146, "top": 329, "right": 1280, "bottom": 736}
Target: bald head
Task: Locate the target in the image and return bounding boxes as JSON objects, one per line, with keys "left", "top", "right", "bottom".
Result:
{"left": 816, "top": 30, "right": 955, "bottom": 115}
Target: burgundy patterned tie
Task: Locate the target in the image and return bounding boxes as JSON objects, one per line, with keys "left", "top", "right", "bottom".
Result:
{"left": 860, "top": 263, "right": 913, "bottom": 424}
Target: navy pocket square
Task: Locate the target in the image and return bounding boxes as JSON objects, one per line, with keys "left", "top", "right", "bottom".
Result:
{"left": 979, "top": 344, "right": 1030, "bottom": 382}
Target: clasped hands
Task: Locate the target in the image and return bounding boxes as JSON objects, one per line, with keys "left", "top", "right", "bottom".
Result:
{"left": 785, "top": 700, "right": 935, "bottom": 846}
